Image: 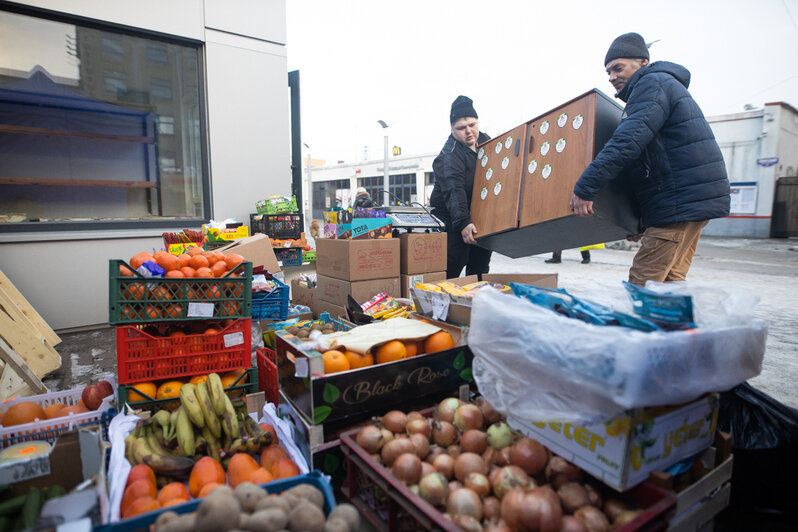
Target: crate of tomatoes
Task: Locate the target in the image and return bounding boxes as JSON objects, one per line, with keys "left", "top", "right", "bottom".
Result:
{"left": 109, "top": 248, "right": 252, "bottom": 325}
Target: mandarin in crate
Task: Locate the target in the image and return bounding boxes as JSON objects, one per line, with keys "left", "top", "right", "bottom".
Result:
{"left": 127, "top": 382, "right": 157, "bottom": 402}
{"left": 156, "top": 381, "right": 184, "bottom": 400}
{"left": 186, "top": 246, "right": 203, "bottom": 257}
{"left": 43, "top": 403, "right": 67, "bottom": 419}
{"left": 122, "top": 496, "right": 160, "bottom": 519}
{"left": 129, "top": 252, "right": 153, "bottom": 269}
{"left": 189, "top": 456, "right": 226, "bottom": 497}
{"left": 61, "top": 404, "right": 89, "bottom": 416}
{"left": 121, "top": 478, "right": 157, "bottom": 516}
{"left": 164, "top": 303, "right": 184, "bottom": 319}
{"left": 165, "top": 270, "right": 184, "bottom": 279}
{"left": 260, "top": 444, "right": 289, "bottom": 471}
{"left": 177, "top": 253, "right": 192, "bottom": 268}
{"left": 180, "top": 266, "right": 196, "bottom": 278}
{"left": 126, "top": 283, "right": 146, "bottom": 300}
{"left": 126, "top": 464, "right": 156, "bottom": 488}
{"left": 205, "top": 285, "right": 222, "bottom": 299}
{"left": 248, "top": 467, "right": 274, "bottom": 485}
{"left": 150, "top": 286, "right": 172, "bottom": 301}
{"left": 2, "top": 402, "right": 46, "bottom": 426}
{"left": 322, "top": 350, "right": 350, "bottom": 374}
{"left": 119, "top": 264, "right": 135, "bottom": 277}
{"left": 344, "top": 350, "right": 374, "bottom": 369}
{"left": 424, "top": 331, "right": 455, "bottom": 354}
{"left": 189, "top": 374, "right": 208, "bottom": 386}
{"left": 157, "top": 253, "right": 181, "bottom": 272}
{"left": 405, "top": 341, "right": 424, "bottom": 357}
{"left": 224, "top": 253, "right": 245, "bottom": 270}
{"left": 145, "top": 305, "right": 162, "bottom": 320}
{"left": 196, "top": 482, "right": 222, "bottom": 498}
{"left": 189, "top": 255, "right": 210, "bottom": 270}
{"left": 210, "top": 261, "right": 228, "bottom": 277}
{"left": 228, "top": 453, "right": 261, "bottom": 488}
{"left": 157, "top": 482, "right": 191, "bottom": 506}
{"left": 270, "top": 457, "right": 300, "bottom": 479}
{"left": 375, "top": 340, "right": 407, "bottom": 364}
{"left": 195, "top": 267, "right": 213, "bottom": 278}
{"left": 202, "top": 251, "right": 220, "bottom": 266}
{"left": 259, "top": 423, "right": 279, "bottom": 443}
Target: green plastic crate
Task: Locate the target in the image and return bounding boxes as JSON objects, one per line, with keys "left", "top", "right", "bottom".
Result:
{"left": 256, "top": 195, "right": 298, "bottom": 215}
{"left": 109, "top": 260, "right": 252, "bottom": 324}
{"left": 302, "top": 250, "right": 316, "bottom": 262}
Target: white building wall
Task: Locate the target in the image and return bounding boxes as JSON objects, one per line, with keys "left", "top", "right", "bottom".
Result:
{"left": 0, "top": 0, "right": 289, "bottom": 330}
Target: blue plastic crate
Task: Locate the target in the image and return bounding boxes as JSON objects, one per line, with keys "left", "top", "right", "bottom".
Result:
{"left": 274, "top": 246, "right": 303, "bottom": 267}
{"left": 251, "top": 277, "right": 290, "bottom": 320}
{"left": 97, "top": 470, "right": 335, "bottom": 532}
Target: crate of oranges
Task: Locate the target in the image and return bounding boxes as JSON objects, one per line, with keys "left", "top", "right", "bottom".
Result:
{"left": 109, "top": 248, "right": 252, "bottom": 325}
{"left": 115, "top": 319, "right": 252, "bottom": 384}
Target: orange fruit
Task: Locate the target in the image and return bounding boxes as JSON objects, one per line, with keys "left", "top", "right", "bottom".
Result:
{"left": 150, "top": 286, "right": 172, "bottom": 301}
{"left": 204, "top": 328, "right": 219, "bottom": 335}
{"left": 322, "top": 350, "right": 350, "bottom": 374}
{"left": 205, "top": 285, "right": 222, "bottom": 299}
{"left": 424, "top": 331, "right": 455, "bottom": 354}
{"left": 43, "top": 403, "right": 67, "bottom": 419}
{"left": 120, "top": 264, "right": 135, "bottom": 277}
{"left": 189, "top": 374, "right": 208, "bottom": 386}
{"left": 270, "top": 457, "right": 300, "bottom": 479}
{"left": 128, "top": 382, "right": 157, "bottom": 402}
{"left": 260, "top": 444, "right": 289, "bottom": 471}
{"left": 227, "top": 453, "right": 261, "bottom": 488}
{"left": 177, "top": 253, "right": 192, "bottom": 268}
{"left": 189, "top": 255, "right": 210, "bottom": 270}
{"left": 189, "top": 456, "right": 226, "bottom": 497}
{"left": 121, "top": 478, "right": 157, "bottom": 517}
{"left": 126, "top": 282, "right": 147, "bottom": 300}
{"left": 344, "top": 350, "right": 374, "bottom": 369}
{"left": 157, "top": 253, "right": 181, "bottom": 272}
{"left": 221, "top": 369, "right": 247, "bottom": 389}
{"left": 2, "top": 402, "right": 46, "bottom": 426}
{"left": 259, "top": 423, "right": 279, "bottom": 444}
{"left": 164, "top": 303, "right": 184, "bottom": 319}
{"left": 162, "top": 497, "right": 190, "bottom": 508}
{"left": 405, "top": 341, "right": 423, "bottom": 357}
{"left": 248, "top": 467, "right": 274, "bottom": 485}
{"left": 197, "top": 482, "right": 222, "bottom": 498}
{"left": 186, "top": 246, "right": 204, "bottom": 257}
{"left": 61, "top": 404, "right": 89, "bottom": 416}
{"left": 202, "top": 251, "right": 220, "bottom": 266}
{"left": 122, "top": 496, "right": 160, "bottom": 519}
{"left": 145, "top": 305, "right": 162, "bottom": 320}
{"left": 210, "top": 261, "right": 228, "bottom": 277}
{"left": 195, "top": 267, "right": 213, "bottom": 278}
{"left": 126, "top": 464, "right": 156, "bottom": 488}
{"left": 157, "top": 482, "right": 191, "bottom": 506}
{"left": 224, "top": 253, "right": 245, "bottom": 271}
{"left": 180, "top": 266, "right": 196, "bottom": 278}
{"left": 375, "top": 341, "right": 407, "bottom": 364}
{"left": 129, "top": 252, "right": 154, "bottom": 269}
{"left": 169, "top": 330, "right": 186, "bottom": 338}
{"left": 165, "top": 270, "right": 184, "bottom": 279}
{"left": 156, "top": 380, "right": 184, "bottom": 400}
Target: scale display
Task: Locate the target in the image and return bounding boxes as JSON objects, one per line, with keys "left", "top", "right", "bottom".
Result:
{"left": 383, "top": 207, "right": 444, "bottom": 230}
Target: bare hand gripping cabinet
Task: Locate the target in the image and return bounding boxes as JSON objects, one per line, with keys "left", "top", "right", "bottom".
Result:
{"left": 470, "top": 89, "right": 641, "bottom": 258}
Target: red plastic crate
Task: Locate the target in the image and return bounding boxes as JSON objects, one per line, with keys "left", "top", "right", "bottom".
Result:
{"left": 340, "top": 428, "right": 677, "bottom": 532}
{"left": 116, "top": 319, "right": 252, "bottom": 384}
{"left": 256, "top": 347, "right": 279, "bottom": 406}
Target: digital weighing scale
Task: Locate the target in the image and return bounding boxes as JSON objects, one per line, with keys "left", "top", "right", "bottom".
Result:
{"left": 382, "top": 206, "right": 444, "bottom": 232}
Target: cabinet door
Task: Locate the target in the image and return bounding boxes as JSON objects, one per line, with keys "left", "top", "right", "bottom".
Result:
{"left": 469, "top": 123, "right": 528, "bottom": 237}
{"left": 519, "top": 92, "right": 596, "bottom": 228}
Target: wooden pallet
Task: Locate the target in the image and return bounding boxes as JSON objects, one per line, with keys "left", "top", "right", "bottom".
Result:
{"left": 0, "top": 270, "right": 61, "bottom": 399}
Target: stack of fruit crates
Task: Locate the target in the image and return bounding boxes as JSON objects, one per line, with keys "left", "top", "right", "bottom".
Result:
{"left": 109, "top": 256, "right": 257, "bottom": 412}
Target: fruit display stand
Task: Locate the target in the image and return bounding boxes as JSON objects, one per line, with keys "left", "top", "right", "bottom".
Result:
{"left": 0, "top": 375, "right": 117, "bottom": 448}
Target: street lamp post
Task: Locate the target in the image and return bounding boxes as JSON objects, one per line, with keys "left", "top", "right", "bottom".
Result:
{"left": 378, "top": 120, "right": 389, "bottom": 205}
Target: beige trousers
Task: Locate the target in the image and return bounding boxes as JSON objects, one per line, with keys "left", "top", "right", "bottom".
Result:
{"left": 628, "top": 220, "right": 709, "bottom": 286}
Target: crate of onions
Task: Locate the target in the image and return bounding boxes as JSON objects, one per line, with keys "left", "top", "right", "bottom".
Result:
{"left": 339, "top": 397, "right": 677, "bottom": 532}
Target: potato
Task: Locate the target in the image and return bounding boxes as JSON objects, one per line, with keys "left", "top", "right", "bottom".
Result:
{"left": 239, "top": 508, "right": 288, "bottom": 532}
{"left": 157, "top": 513, "right": 197, "bottom": 532}
{"left": 284, "top": 484, "right": 325, "bottom": 509}
{"left": 235, "top": 482, "right": 268, "bottom": 513}
{"left": 208, "top": 484, "right": 235, "bottom": 500}
{"left": 322, "top": 518, "right": 350, "bottom": 532}
{"left": 196, "top": 493, "right": 241, "bottom": 532}
{"left": 154, "top": 511, "right": 179, "bottom": 530}
{"left": 288, "top": 501, "right": 325, "bottom": 532}
{"left": 327, "top": 504, "right": 360, "bottom": 531}
{"left": 255, "top": 495, "right": 292, "bottom": 514}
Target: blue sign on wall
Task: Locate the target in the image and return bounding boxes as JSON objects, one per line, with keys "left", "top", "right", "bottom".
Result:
{"left": 756, "top": 157, "right": 779, "bottom": 167}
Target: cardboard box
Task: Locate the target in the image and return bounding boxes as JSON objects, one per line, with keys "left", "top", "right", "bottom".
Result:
{"left": 508, "top": 394, "right": 719, "bottom": 491}
{"left": 276, "top": 315, "right": 473, "bottom": 426}
{"left": 316, "top": 275, "right": 400, "bottom": 308}
{"left": 216, "top": 233, "right": 281, "bottom": 273}
{"left": 411, "top": 273, "right": 558, "bottom": 325}
{"left": 400, "top": 233, "right": 447, "bottom": 274}
{"left": 348, "top": 218, "right": 392, "bottom": 240}
{"left": 313, "top": 299, "right": 347, "bottom": 320}
{"left": 316, "top": 238, "right": 400, "bottom": 281}
{"left": 401, "top": 271, "right": 447, "bottom": 298}
{"left": 291, "top": 279, "right": 316, "bottom": 309}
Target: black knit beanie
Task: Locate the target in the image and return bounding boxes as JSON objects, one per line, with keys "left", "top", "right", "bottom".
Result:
{"left": 450, "top": 95, "right": 478, "bottom": 125}
{"left": 604, "top": 32, "right": 649, "bottom": 66}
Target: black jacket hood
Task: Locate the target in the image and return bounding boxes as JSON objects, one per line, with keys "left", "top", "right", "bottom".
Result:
{"left": 617, "top": 61, "right": 691, "bottom": 102}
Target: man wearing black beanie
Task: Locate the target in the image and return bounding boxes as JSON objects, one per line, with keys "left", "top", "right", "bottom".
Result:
{"left": 570, "top": 33, "right": 730, "bottom": 285}
{"left": 430, "top": 96, "right": 492, "bottom": 278}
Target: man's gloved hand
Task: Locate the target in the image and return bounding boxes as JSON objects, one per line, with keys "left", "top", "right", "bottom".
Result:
{"left": 570, "top": 194, "right": 594, "bottom": 217}
{"left": 461, "top": 223, "right": 478, "bottom": 244}
{"left": 626, "top": 234, "right": 642, "bottom": 242}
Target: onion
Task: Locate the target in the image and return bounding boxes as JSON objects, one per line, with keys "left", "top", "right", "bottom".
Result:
{"left": 497, "top": 447, "right": 512, "bottom": 466}
{"left": 454, "top": 452, "right": 487, "bottom": 483}
{"left": 436, "top": 397, "right": 461, "bottom": 423}
{"left": 464, "top": 472, "right": 491, "bottom": 497}
{"left": 486, "top": 422, "right": 514, "bottom": 450}
{"left": 406, "top": 418, "right": 431, "bottom": 438}
{"left": 421, "top": 461, "right": 436, "bottom": 478}
{"left": 484, "top": 519, "right": 512, "bottom": 532}
{"left": 573, "top": 505, "right": 610, "bottom": 532}
{"left": 381, "top": 437, "right": 415, "bottom": 466}
{"left": 356, "top": 425, "right": 384, "bottom": 454}
{"left": 557, "top": 482, "right": 589, "bottom": 513}
{"left": 447, "top": 488, "right": 483, "bottom": 520}
{"left": 433, "top": 453, "right": 455, "bottom": 480}
{"left": 535, "top": 485, "right": 561, "bottom": 510}
{"left": 526, "top": 489, "right": 562, "bottom": 532}
{"left": 407, "top": 410, "right": 425, "bottom": 422}
{"left": 410, "top": 433, "right": 430, "bottom": 459}
{"left": 482, "top": 447, "right": 498, "bottom": 467}
{"left": 602, "top": 499, "right": 628, "bottom": 522}
{"left": 448, "top": 480, "right": 463, "bottom": 492}
{"left": 454, "top": 404, "right": 484, "bottom": 431}
{"left": 426, "top": 445, "right": 446, "bottom": 464}
{"left": 409, "top": 484, "right": 420, "bottom": 495}
{"left": 447, "top": 444, "right": 461, "bottom": 459}
{"left": 453, "top": 514, "right": 484, "bottom": 532}
{"left": 483, "top": 496, "right": 501, "bottom": 521}
{"left": 382, "top": 410, "right": 408, "bottom": 433}
{"left": 500, "top": 487, "right": 527, "bottom": 530}
{"left": 545, "top": 456, "right": 582, "bottom": 488}
{"left": 392, "top": 452, "right": 423, "bottom": 485}
{"left": 477, "top": 397, "right": 504, "bottom": 425}
{"left": 560, "top": 516, "right": 589, "bottom": 532}
{"left": 460, "top": 429, "right": 488, "bottom": 454}
{"left": 381, "top": 427, "right": 395, "bottom": 445}
{"left": 418, "top": 472, "right": 449, "bottom": 507}
{"left": 613, "top": 510, "right": 642, "bottom": 528}
{"left": 491, "top": 465, "right": 532, "bottom": 500}
{"left": 432, "top": 421, "right": 457, "bottom": 447}
{"left": 509, "top": 438, "right": 548, "bottom": 476}
{"left": 584, "top": 484, "right": 603, "bottom": 508}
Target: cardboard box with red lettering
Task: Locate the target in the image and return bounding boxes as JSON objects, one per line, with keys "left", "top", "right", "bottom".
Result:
{"left": 400, "top": 232, "right": 446, "bottom": 274}
{"left": 316, "top": 275, "right": 401, "bottom": 307}
{"left": 508, "top": 393, "right": 719, "bottom": 491}
{"left": 216, "top": 233, "right": 281, "bottom": 274}
{"left": 400, "top": 271, "right": 447, "bottom": 299}
{"left": 316, "top": 238, "right": 400, "bottom": 282}
{"left": 291, "top": 279, "right": 316, "bottom": 309}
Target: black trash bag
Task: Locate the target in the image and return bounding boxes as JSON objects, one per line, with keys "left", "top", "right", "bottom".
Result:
{"left": 717, "top": 382, "right": 798, "bottom": 519}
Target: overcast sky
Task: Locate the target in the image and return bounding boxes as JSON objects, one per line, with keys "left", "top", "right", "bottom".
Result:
{"left": 286, "top": 0, "right": 798, "bottom": 165}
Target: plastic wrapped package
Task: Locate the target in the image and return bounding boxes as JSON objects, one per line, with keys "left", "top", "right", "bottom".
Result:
{"left": 470, "top": 287, "right": 767, "bottom": 424}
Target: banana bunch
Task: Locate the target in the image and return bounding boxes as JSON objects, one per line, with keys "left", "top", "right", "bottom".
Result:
{"left": 372, "top": 304, "right": 414, "bottom": 320}
{"left": 125, "top": 373, "right": 273, "bottom": 472}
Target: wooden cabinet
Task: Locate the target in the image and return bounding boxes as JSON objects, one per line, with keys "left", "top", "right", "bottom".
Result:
{"left": 470, "top": 89, "right": 640, "bottom": 258}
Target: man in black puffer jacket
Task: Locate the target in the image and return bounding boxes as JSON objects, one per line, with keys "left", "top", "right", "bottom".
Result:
{"left": 571, "top": 33, "right": 729, "bottom": 285}
{"left": 430, "top": 95, "right": 492, "bottom": 278}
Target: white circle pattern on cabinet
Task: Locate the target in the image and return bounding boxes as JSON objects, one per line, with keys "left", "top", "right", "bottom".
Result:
{"left": 539, "top": 121, "right": 550, "bottom": 135}
{"left": 557, "top": 113, "right": 568, "bottom": 127}
{"left": 494, "top": 182, "right": 502, "bottom": 195}
{"left": 478, "top": 147, "right": 485, "bottom": 159}
{"left": 480, "top": 187, "right": 488, "bottom": 200}
{"left": 572, "top": 114, "right": 584, "bottom": 130}
{"left": 556, "top": 138, "right": 566, "bottom": 153}
{"left": 486, "top": 168, "right": 493, "bottom": 180}
{"left": 540, "top": 141, "right": 550, "bottom": 156}
{"left": 481, "top": 155, "right": 488, "bottom": 167}
{"left": 542, "top": 164, "right": 552, "bottom": 179}
{"left": 495, "top": 142, "right": 502, "bottom": 154}
{"left": 501, "top": 156, "right": 510, "bottom": 170}
{"left": 505, "top": 136, "right": 513, "bottom": 149}
{"left": 528, "top": 160, "right": 538, "bottom": 174}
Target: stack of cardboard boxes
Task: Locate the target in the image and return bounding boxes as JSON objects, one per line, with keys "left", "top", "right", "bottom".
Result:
{"left": 399, "top": 232, "right": 447, "bottom": 298}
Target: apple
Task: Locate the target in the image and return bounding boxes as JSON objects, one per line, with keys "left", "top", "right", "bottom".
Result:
{"left": 81, "top": 384, "right": 105, "bottom": 410}
{"left": 96, "top": 380, "right": 114, "bottom": 398}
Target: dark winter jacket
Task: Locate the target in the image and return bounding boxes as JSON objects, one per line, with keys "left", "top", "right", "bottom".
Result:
{"left": 574, "top": 61, "right": 730, "bottom": 229}
{"left": 353, "top": 194, "right": 374, "bottom": 209}
{"left": 430, "top": 131, "right": 491, "bottom": 232}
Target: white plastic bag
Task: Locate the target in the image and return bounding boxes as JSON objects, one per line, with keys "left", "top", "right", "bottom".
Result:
{"left": 470, "top": 287, "right": 767, "bottom": 424}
